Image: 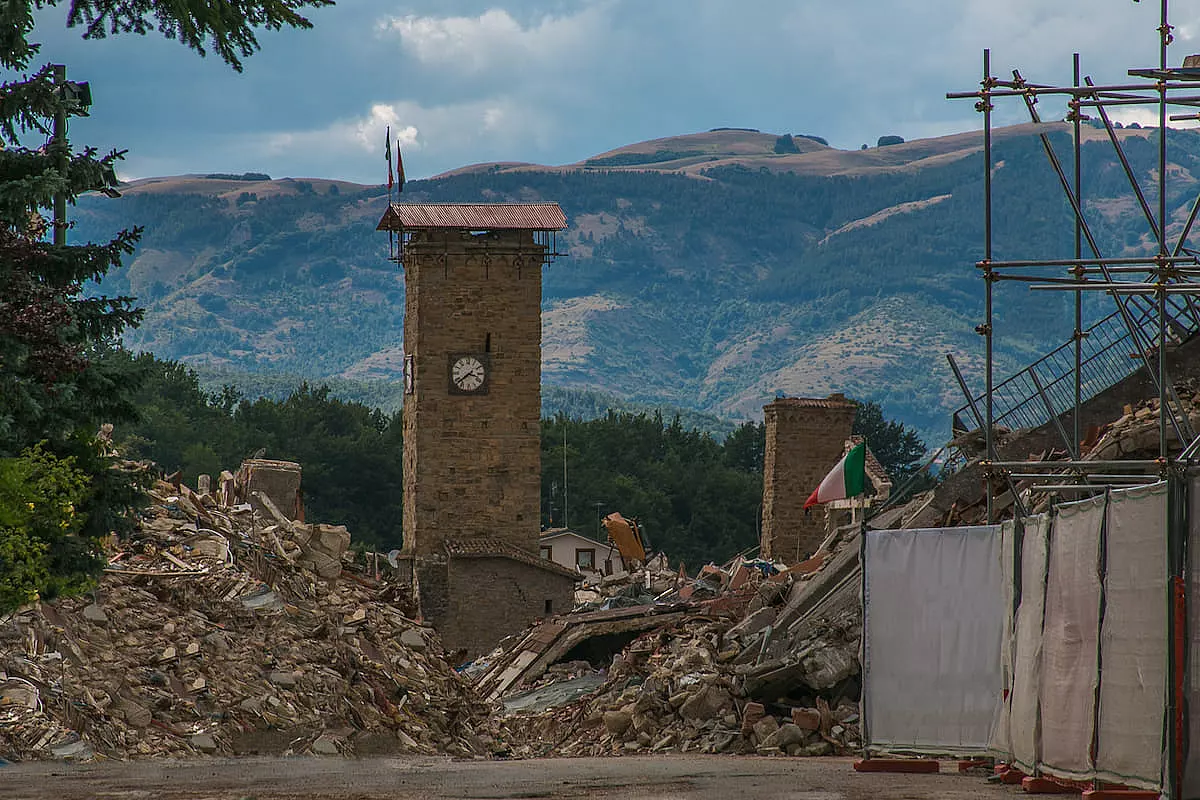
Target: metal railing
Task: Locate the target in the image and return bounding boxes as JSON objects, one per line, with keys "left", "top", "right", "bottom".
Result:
{"left": 953, "top": 294, "right": 1197, "bottom": 435}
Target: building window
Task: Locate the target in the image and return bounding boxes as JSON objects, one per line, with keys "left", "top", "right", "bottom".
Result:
{"left": 540, "top": 546, "right": 552, "bottom": 560}
{"left": 575, "top": 548, "right": 595, "bottom": 570}
{"left": 544, "top": 599, "right": 553, "bottom": 614}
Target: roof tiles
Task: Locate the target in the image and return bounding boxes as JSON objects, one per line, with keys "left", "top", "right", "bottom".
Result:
{"left": 442, "top": 537, "right": 581, "bottom": 579}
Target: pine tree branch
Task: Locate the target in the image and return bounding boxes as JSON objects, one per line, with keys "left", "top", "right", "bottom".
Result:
{"left": 62, "top": 0, "right": 334, "bottom": 72}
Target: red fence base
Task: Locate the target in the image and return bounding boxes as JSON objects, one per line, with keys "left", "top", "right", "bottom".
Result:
{"left": 1080, "top": 791, "right": 1159, "bottom": 800}
{"left": 999, "top": 769, "right": 1029, "bottom": 785}
{"left": 1022, "top": 777, "right": 1082, "bottom": 794}
{"left": 853, "top": 759, "right": 940, "bottom": 774}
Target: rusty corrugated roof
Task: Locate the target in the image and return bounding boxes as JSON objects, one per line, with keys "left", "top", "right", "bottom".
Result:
{"left": 376, "top": 202, "right": 566, "bottom": 231}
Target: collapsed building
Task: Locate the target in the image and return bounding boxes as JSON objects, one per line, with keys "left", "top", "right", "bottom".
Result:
{"left": 0, "top": 461, "right": 501, "bottom": 761}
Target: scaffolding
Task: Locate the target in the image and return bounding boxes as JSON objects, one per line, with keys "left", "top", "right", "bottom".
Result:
{"left": 946, "top": 0, "right": 1200, "bottom": 520}
{"left": 945, "top": 4, "right": 1200, "bottom": 797}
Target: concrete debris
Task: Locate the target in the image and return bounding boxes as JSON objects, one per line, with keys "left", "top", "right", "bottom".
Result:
{"left": 909, "top": 380, "right": 1200, "bottom": 530}
{"left": 488, "top": 546, "right": 862, "bottom": 759}
{"left": 574, "top": 554, "right": 681, "bottom": 610}
{"left": 498, "top": 608, "right": 861, "bottom": 758}
{"left": 0, "top": 467, "right": 500, "bottom": 763}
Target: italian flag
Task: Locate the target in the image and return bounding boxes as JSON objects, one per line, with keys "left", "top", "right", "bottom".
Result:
{"left": 804, "top": 442, "right": 867, "bottom": 509}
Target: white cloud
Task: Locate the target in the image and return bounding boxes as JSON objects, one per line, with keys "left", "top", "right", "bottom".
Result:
{"left": 377, "top": 6, "right": 607, "bottom": 76}
{"left": 247, "top": 95, "right": 557, "bottom": 180}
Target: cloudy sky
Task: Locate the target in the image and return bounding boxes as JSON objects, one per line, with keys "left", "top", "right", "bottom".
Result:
{"left": 22, "top": 0, "right": 1200, "bottom": 183}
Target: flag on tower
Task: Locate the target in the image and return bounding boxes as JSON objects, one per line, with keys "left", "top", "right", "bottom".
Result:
{"left": 804, "top": 441, "right": 867, "bottom": 509}
{"left": 385, "top": 126, "right": 394, "bottom": 193}
{"left": 396, "top": 140, "right": 406, "bottom": 194}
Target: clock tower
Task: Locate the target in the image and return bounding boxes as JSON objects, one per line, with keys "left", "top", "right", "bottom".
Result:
{"left": 377, "top": 203, "right": 575, "bottom": 656}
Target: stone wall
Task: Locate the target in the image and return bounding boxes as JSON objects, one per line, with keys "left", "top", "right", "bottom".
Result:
{"left": 237, "top": 459, "right": 302, "bottom": 520}
{"left": 401, "top": 229, "right": 544, "bottom": 556}
{"left": 441, "top": 556, "right": 575, "bottom": 657}
{"left": 760, "top": 394, "right": 857, "bottom": 564}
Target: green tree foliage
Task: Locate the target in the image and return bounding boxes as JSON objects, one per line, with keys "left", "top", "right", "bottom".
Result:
{"left": 44, "top": 1, "right": 331, "bottom": 72}
{"left": 722, "top": 420, "right": 765, "bottom": 473}
{"left": 115, "top": 353, "right": 403, "bottom": 550}
{"left": 541, "top": 412, "right": 762, "bottom": 568}
{"left": 0, "top": 0, "right": 330, "bottom": 609}
{"left": 773, "top": 134, "right": 800, "bottom": 154}
{"left": 851, "top": 400, "right": 925, "bottom": 483}
{"left": 0, "top": 444, "right": 89, "bottom": 611}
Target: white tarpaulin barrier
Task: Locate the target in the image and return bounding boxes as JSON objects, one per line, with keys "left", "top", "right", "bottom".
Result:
{"left": 1009, "top": 513, "right": 1051, "bottom": 773}
{"left": 1186, "top": 477, "right": 1200, "bottom": 800}
{"left": 988, "top": 519, "right": 1017, "bottom": 757}
{"left": 1039, "top": 494, "right": 1105, "bottom": 781}
{"left": 863, "top": 525, "right": 1003, "bottom": 754}
{"left": 1095, "top": 482, "right": 1167, "bottom": 789}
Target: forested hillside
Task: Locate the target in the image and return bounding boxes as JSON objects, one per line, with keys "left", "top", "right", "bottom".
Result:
{"left": 75, "top": 124, "right": 1200, "bottom": 442}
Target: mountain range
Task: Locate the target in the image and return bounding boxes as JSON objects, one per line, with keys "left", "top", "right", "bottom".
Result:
{"left": 75, "top": 122, "right": 1199, "bottom": 443}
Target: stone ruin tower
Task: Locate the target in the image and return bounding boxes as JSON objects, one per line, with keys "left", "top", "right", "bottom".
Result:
{"left": 760, "top": 393, "right": 858, "bottom": 564}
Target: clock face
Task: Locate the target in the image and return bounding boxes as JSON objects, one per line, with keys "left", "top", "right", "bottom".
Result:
{"left": 450, "top": 354, "right": 488, "bottom": 394}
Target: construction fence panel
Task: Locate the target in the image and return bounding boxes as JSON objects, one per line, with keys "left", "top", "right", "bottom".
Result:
{"left": 988, "top": 519, "right": 1017, "bottom": 758}
{"left": 1095, "top": 482, "right": 1168, "bottom": 790}
{"left": 1185, "top": 476, "right": 1200, "bottom": 800}
{"left": 862, "top": 525, "right": 1003, "bottom": 755}
{"left": 1009, "top": 513, "right": 1051, "bottom": 774}
{"left": 1038, "top": 493, "right": 1105, "bottom": 782}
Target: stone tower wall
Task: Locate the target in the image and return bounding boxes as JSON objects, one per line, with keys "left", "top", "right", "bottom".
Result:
{"left": 760, "top": 394, "right": 857, "bottom": 563}
{"left": 401, "top": 229, "right": 544, "bottom": 556}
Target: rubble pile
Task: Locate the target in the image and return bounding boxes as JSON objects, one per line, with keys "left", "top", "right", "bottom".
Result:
{"left": 502, "top": 612, "right": 859, "bottom": 758}
{"left": 497, "top": 548, "right": 862, "bottom": 758}
{"left": 1082, "top": 390, "right": 1200, "bottom": 463}
{"left": 0, "top": 474, "right": 498, "bottom": 762}
{"left": 573, "top": 554, "right": 683, "bottom": 610}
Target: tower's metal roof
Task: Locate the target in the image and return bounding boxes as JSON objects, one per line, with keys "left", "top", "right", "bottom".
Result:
{"left": 376, "top": 202, "right": 566, "bottom": 232}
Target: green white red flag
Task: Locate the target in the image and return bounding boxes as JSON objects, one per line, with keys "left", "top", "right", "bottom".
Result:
{"left": 804, "top": 441, "right": 867, "bottom": 509}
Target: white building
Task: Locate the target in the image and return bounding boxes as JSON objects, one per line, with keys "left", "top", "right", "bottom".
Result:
{"left": 538, "top": 529, "right": 626, "bottom": 577}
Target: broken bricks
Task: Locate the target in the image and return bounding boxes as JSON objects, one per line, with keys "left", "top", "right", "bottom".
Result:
{"left": 0, "top": 469, "right": 501, "bottom": 763}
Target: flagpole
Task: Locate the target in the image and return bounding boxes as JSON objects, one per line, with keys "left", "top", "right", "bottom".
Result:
{"left": 385, "top": 125, "right": 394, "bottom": 258}
{"left": 397, "top": 137, "right": 405, "bottom": 195}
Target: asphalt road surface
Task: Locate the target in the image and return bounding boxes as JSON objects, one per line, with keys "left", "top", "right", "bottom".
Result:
{"left": 0, "top": 755, "right": 1014, "bottom": 800}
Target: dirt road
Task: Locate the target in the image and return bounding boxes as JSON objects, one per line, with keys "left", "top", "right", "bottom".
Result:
{"left": 0, "top": 755, "right": 1011, "bottom": 800}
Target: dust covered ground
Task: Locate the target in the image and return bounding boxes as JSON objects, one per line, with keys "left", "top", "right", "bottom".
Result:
{"left": 0, "top": 755, "right": 1013, "bottom": 800}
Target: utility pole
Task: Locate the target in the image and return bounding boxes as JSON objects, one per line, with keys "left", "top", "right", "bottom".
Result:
{"left": 52, "top": 64, "right": 67, "bottom": 246}
{"left": 562, "top": 426, "right": 568, "bottom": 528}
{"left": 49, "top": 64, "right": 93, "bottom": 246}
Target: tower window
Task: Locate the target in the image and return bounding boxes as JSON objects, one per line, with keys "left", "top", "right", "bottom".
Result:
{"left": 485, "top": 333, "right": 492, "bottom": 352}
{"left": 544, "top": 599, "right": 553, "bottom": 614}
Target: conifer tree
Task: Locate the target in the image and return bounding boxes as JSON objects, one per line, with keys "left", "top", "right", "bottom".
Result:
{"left": 0, "top": 0, "right": 331, "bottom": 611}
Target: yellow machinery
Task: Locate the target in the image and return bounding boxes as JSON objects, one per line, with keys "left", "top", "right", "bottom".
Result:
{"left": 602, "top": 512, "right": 647, "bottom": 564}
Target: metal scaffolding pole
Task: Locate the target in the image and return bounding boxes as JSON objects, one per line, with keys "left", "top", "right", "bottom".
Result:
{"left": 1073, "top": 52, "right": 1084, "bottom": 461}
{"left": 983, "top": 47, "right": 995, "bottom": 525}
